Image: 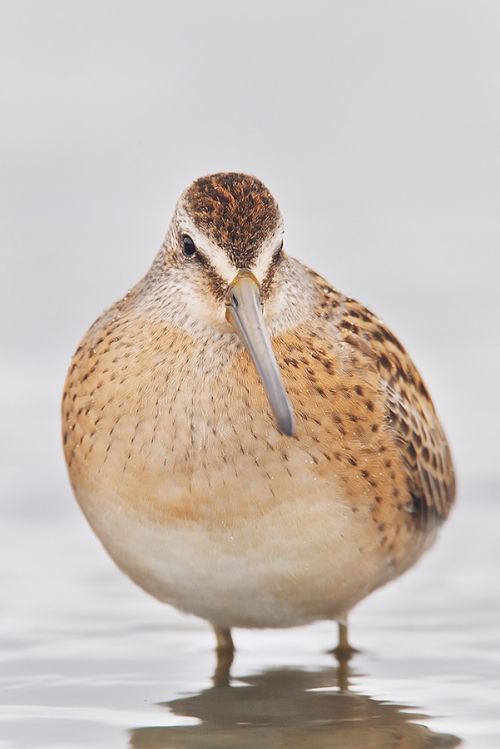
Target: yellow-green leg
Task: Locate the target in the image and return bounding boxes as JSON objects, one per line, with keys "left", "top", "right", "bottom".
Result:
{"left": 212, "top": 626, "right": 234, "bottom": 687}
{"left": 332, "top": 614, "right": 357, "bottom": 692}
{"left": 332, "top": 613, "right": 357, "bottom": 659}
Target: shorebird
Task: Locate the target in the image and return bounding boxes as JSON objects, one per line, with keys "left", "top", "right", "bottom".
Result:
{"left": 62, "top": 173, "right": 455, "bottom": 663}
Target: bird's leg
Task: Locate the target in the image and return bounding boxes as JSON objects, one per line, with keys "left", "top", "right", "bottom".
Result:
{"left": 333, "top": 612, "right": 357, "bottom": 659}
{"left": 337, "top": 619, "right": 351, "bottom": 655}
{"left": 212, "top": 626, "right": 234, "bottom": 687}
{"left": 214, "top": 625, "right": 234, "bottom": 653}
{"left": 331, "top": 613, "right": 358, "bottom": 692}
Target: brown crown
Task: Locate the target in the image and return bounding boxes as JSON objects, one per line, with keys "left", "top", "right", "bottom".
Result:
{"left": 183, "top": 173, "right": 281, "bottom": 268}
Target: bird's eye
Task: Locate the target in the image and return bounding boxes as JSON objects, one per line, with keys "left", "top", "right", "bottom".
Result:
{"left": 182, "top": 235, "right": 196, "bottom": 257}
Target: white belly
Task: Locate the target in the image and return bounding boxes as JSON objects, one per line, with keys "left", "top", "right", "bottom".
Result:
{"left": 78, "top": 480, "right": 392, "bottom": 629}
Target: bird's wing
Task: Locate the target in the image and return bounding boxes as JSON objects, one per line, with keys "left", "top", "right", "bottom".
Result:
{"left": 385, "top": 382, "right": 455, "bottom": 526}
{"left": 341, "top": 295, "right": 456, "bottom": 528}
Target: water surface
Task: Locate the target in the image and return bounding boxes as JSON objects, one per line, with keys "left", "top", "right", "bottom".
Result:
{"left": 1, "top": 479, "right": 498, "bottom": 748}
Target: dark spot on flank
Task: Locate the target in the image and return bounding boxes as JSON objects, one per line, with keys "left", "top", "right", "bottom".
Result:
{"left": 371, "top": 423, "right": 379, "bottom": 432}
{"left": 347, "top": 455, "right": 357, "bottom": 466}
{"left": 378, "top": 354, "right": 391, "bottom": 370}
{"left": 375, "top": 495, "right": 383, "bottom": 503}
{"left": 354, "top": 385, "right": 363, "bottom": 396}
{"left": 397, "top": 366, "right": 409, "bottom": 383}
{"left": 419, "top": 380, "right": 430, "bottom": 399}
{"left": 408, "top": 491, "right": 442, "bottom": 531}
{"left": 361, "top": 469, "right": 370, "bottom": 478}
{"left": 399, "top": 420, "right": 410, "bottom": 436}
{"left": 365, "top": 400, "right": 374, "bottom": 412}
{"left": 340, "top": 320, "right": 359, "bottom": 335}
{"left": 422, "top": 447, "right": 430, "bottom": 462}
{"left": 380, "top": 326, "right": 406, "bottom": 353}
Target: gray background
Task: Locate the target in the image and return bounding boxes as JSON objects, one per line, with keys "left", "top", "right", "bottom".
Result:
{"left": 1, "top": 0, "right": 499, "bottom": 520}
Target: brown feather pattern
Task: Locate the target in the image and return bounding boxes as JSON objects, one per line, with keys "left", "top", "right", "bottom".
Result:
{"left": 61, "top": 172, "right": 456, "bottom": 634}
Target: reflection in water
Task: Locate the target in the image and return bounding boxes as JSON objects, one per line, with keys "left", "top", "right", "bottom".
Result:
{"left": 129, "top": 662, "right": 461, "bottom": 749}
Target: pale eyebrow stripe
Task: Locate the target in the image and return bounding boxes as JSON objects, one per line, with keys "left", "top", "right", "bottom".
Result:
{"left": 251, "top": 229, "right": 283, "bottom": 283}
{"left": 176, "top": 206, "right": 238, "bottom": 284}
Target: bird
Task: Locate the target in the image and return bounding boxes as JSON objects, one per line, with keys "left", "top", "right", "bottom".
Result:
{"left": 62, "top": 172, "right": 455, "bottom": 666}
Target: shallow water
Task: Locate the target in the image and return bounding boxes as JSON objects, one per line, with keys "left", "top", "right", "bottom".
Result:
{"left": 1, "top": 478, "right": 499, "bottom": 748}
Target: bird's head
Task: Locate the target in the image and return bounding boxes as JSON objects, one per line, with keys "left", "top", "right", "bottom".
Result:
{"left": 159, "top": 172, "right": 296, "bottom": 435}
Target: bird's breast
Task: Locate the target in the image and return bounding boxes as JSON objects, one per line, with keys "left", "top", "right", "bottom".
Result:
{"left": 63, "top": 308, "right": 419, "bottom": 562}
{"left": 62, "top": 305, "right": 435, "bottom": 626}
{"left": 64, "top": 322, "right": 330, "bottom": 518}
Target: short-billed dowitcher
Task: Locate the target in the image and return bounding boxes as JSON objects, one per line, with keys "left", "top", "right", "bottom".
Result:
{"left": 62, "top": 173, "right": 455, "bottom": 660}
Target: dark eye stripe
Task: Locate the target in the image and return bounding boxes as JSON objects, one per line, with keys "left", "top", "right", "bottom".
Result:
{"left": 179, "top": 237, "right": 227, "bottom": 299}
{"left": 261, "top": 242, "right": 285, "bottom": 298}
{"left": 271, "top": 240, "right": 284, "bottom": 264}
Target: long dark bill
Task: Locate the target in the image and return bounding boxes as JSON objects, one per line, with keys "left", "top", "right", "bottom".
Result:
{"left": 225, "top": 269, "right": 295, "bottom": 437}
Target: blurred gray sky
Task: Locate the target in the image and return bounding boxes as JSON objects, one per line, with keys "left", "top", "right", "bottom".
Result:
{"left": 1, "top": 1, "right": 499, "bottom": 516}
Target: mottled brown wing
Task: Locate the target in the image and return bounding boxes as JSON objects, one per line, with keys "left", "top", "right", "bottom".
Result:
{"left": 341, "top": 296, "right": 456, "bottom": 527}
{"left": 385, "top": 383, "right": 455, "bottom": 527}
